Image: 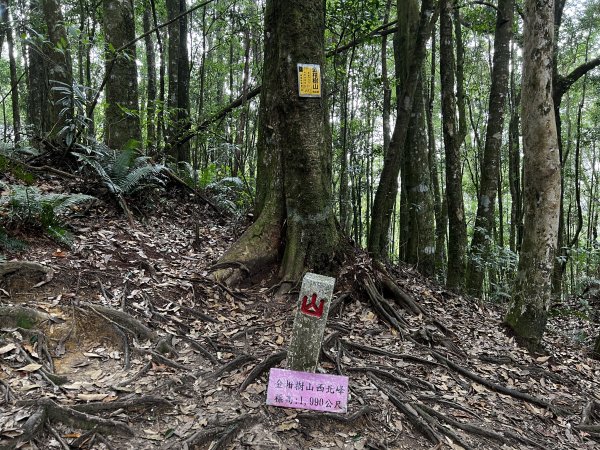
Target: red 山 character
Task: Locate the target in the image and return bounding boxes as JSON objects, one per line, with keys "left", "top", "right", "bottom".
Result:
{"left": 300, "top": 293, "right": 325, "bottom": 318}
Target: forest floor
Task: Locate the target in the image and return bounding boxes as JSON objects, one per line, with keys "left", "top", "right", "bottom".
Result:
{"left": 1, "top": 173, "right": 600, "bottom": 450}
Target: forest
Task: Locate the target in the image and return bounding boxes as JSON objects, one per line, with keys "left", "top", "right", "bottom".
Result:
{"left": 1, "top": 0, "right": 600, "bottom": 448}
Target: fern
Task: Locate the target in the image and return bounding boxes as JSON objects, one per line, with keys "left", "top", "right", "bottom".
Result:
{"left": 0, "top": 182, "right": 95, "bottom": 246}
{"left": 73, "top": 148, "right": 166, "bottom": 197}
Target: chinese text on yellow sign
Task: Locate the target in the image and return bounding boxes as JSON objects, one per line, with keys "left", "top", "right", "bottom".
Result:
{"left": 297, "top": 64, "right": 321, "bottom": 98}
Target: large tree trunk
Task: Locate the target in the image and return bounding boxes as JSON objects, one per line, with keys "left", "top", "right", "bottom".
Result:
{"left": 440, "top": 0, "right": 467, "bottom": 290}
{"left": 466, "top": 0, "right": 513, "bottom": 297}
{"left": 367, "top": 0, "right": 437, "bottom": 260}
{"left": 213, "top": 0, "right": 338, "bottom": 287}
{"left": 26, "top": 0, "right": 49, "bottom": 138}
{"left": 103, "top": 0, "right": 141, "bottom": 150}
{"left": 41, "top": 0, "right": 73, "bottom": 139}
{"left": 396, "top": 1, "right": 435, "bottom": 276}
{"left": 166, "top": 0, "right": 191, "bottom": 163}
{"left": 505, "top": 0, "right": 561, "bottom": 350}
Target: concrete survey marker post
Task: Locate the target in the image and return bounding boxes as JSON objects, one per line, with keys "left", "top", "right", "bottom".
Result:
{"left": 287, "top": 272, "right": 335, "bottom": 372}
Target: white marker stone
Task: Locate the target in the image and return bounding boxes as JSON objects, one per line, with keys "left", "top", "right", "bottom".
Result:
{"left": 287, "top": 272, "right": 335, "bottom": 373}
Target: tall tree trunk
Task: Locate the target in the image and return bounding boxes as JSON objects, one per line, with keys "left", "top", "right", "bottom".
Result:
{"left": 213, "top": 0, "right": 339, "bottom": 287}
{"left": 103, "top": 0, "right": 141, "bottom": 150}
{"left": 232, "top": 27, "right": 251, "bottom": 178}
{"left": 368, "top": 0, "right": 437, "bottom": 260}
{"left": 427, "top": 28, "right": 446, "bottom": 277}
{"left": 505, "top": 0, "right": 561, "bottom": 349}
{"left": 396, "top": 0, "right": 419, "bottom": 264}
{"left": 166, "top": 0, "right": 191, "bottom": 162}
{"left": 466, "top": 0, "right": 513, "bottom": 297}
{"left": 339, "top": 46, "right": 355, "bottom": 236}
{"left": 381, "top": 0, "right": 392, "bottom": 155}
{"left": 26, "top": 0, "right": 49, "bottom": 137}
{"left": 508, "top": 40, "right": 522, "bottom": 253}
{"left": 41, "top": 0, "right": 73, "bottom": 139}
{"left": 2, "top": 0, "right": 21, "bottom": 144}
{"left": 143, "top": 4, "right": 157, "bottom": 152}
{"left": 404, "top": 79, "right": 435, "bottom": 276}
{"left": 440, "top": 0, "right": 467, "bottom": 290}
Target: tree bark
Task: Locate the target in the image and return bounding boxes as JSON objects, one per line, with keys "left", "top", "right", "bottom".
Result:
{"left": 466, "top": 0, "right": 513, "bottom": 297}
{"left": 103, "top": 0, "right": 141, "bottom": 150}
{"left": 440, "top": 0, "right": 467, "bottom": 290}
{"left": 213, "top": 0, "right": 339, "bottom": 287}
{"left": 166, "top": 0, "right": 191, "bottom": 162}
{"left": 41, "top": 0, "right": 74, "bottom": 138}
{"left": 505, "top": 0, "right": 561, "bottom": 349}
{"left": 26, "top": 0, "right": 49, "bottom": 137}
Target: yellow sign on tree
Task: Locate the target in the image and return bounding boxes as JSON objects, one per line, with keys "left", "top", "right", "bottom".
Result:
{"left": 297, "top": 64, "right": 321, "bottom": 98}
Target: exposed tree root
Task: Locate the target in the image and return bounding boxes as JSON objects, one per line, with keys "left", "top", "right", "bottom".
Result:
{"left": 0, "top": 305, "right": 59, "bottom": 327}
{"left": 0, "top": 378, "right": 15, "bottom": 404}
{"left": 83, "top": 303, "right": 156, "bottom": 342}
{"left": 370, "top": 375, "right": 441, "bottom": 445}
{"left": 209, "top": 210, "right": 281, "bottom": 286}
{"left": 341, "top": 339, "right": 443, "bottom": 367}
{"left": 2, "top": 398, "right": 133, "bottom": 448}
{"left": 0, "top": 261, "right": 54, "bottom": 288}
{"left": 206, "top": 354, "right": 255, "bottom": 379}
{"left": 430, "top": 350, "right": 571, "bottom": 414}
{"left": 296, "top": 405, "right": 375, "bottom": 424}
{"left": 71, "top": 395, "right": 171, "bottom": 413}
{"left": 117, "top": 360, "right": 152, "bottom": 387}
{"left": 363, "top": 276, "right": 409, "bottom": 334}
{"left": 165, "top": 414, "right": 259, "bottom": 450}
{"left": 581, "top": 399, "right": 600, "bottom": 425}
{"left": 134, "top": 348, "right": 189, "bottom": 370}
{"left": 16, "top": 342, "right": 69, "bottom": 387}
{"left": 240, "top": 351, "right": 287, "bottom": 391}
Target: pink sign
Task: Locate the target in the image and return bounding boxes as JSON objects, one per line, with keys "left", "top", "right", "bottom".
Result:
{"left": 266, "top": 368, "right": 348, "bottom": 413}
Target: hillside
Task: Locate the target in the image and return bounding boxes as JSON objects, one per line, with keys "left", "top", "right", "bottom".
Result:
{"left": 1, "top": 173, "right": 600, "bottom": 450}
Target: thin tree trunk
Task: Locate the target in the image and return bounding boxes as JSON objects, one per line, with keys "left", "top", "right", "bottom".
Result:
{"left": 381, "top": 0, "right": 392, "bottom": 154}
{"left": 440, "top": 0, "right": 467, "bottom": 290}
{"left": 233, "top": 27, "right": 251, "bottom": 177}
{"left": 4, "top": 1, "right": 21, "bottom": 144}
{"left": 143, "top": 3, "right": 157, "bottom": 151}
{"left": 466, "top": 0, "right": 513, "bottom": 297}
